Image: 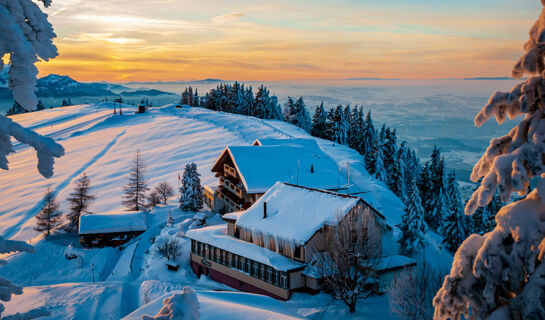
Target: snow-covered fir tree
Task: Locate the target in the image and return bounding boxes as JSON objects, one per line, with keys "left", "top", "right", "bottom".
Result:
{"left": 434, "top": 5, "right": 545, "bottom": 318}
{"left": 363, "top": 111, "right": 378, "bottom": 171}
{"left": 382, "top": 127, "right": 398, "bottom": 174}
{"left": 36, "top": 100, "right": 45, "bottom": 111}
{"left": 374, "top": 139, "right": 387, "bottom": 182}
{"left": 331, "top": 105, "right": 349, "bottom": 145}
{"left": 122, "top": 150, "right": 149, "bottom": 211}
{"left": 65, "top": 173, "right": 95, "bottom": 233}
{"left": 311, "top": 102, "right": 328, "bottom": 139}
{"left": 441, "top": 170, "right": 468, "bottom": 252}
{"left": 35, "top": 187, "right": 62, "bottom": 236}
{"left": 179, "top": 163, "right": 204, "bottom": 211}
{"left": 348, "top": 106, "right": 365, "bottom": 153}
{"left": 5, "top": 101, "right": 28, "bottom": 116}
{"left": 284, "top": 97, "right": 311, "bottom": 132}
{"left": 398, "top": 178, "right": 426, "bottom": 255}
{"left": 417, "top": 161, "right": 434, "bottom": 217}
{"left": 388, "top": 157, "right": 406, "bottom": 201}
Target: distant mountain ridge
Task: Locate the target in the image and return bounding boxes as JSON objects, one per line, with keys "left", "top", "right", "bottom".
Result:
{"left": 0, "top": 67, "right": 176, "bottom": 100}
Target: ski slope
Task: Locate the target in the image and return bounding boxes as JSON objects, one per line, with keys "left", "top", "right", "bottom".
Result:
{"left": 0, "top": 102, "right": 451, "bottom": 319}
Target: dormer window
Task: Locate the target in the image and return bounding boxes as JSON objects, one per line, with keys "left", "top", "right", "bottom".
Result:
{"left": 294, "top": 245, "right": 304, "bottom": 262}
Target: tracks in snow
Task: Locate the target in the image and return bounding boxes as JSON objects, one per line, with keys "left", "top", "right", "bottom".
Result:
{"left": 6, "top": 129, "right": 127, "bottom": 239}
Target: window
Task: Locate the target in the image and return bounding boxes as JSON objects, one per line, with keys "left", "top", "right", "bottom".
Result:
{"left": 280, "top": 272, "right": 288, "bottom": 289}
{"left": 220, "top": 250, "right": 225, "bottom": 264}
{"left": 204, "top": 244, "right": 209, "bottom": 258}
{"left": 259, "top": 264, "right": 265, "bottom": 280}
{"left": 227, "top": 253, "right": 232, "bottom": 266}
{"left": 191, "top": 240, "right": 196, "bottom": 253}
{"left": 271, "top": 270, "right": 278, "bottom": 285}
{"left": 265, "top": 266, "right": 272, "bottom": 282}
{"left": 294, "top": 246, "right": 304, "bottom": 261}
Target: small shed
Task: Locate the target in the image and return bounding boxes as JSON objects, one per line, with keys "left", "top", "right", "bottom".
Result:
{"left": 79, "top": 211, "right": 147, "bottom": 247}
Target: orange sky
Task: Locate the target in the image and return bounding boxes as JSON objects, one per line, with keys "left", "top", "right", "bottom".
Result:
{"left": 33, "top": 0, "right": 540, "bottom": 82}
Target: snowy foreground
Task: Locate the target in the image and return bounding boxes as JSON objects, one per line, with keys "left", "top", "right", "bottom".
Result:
{"left": 0, "top": 103, "right": 452, "bottom": 319}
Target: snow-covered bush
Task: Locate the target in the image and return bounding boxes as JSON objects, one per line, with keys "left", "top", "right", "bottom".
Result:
{"left": 0, "top": 0, "right": 64, "bottom": 178}
{"left": 0, "top": 237, "right": 49, "bottom": 319}
{"left": 141, "top": 287, "right": 200, "bottom": 320}
{"left": 434, "top": 2, "right": 545, "bottom": 319}
{"left": 155, "top": 236, "right": 182, "bottom": 261}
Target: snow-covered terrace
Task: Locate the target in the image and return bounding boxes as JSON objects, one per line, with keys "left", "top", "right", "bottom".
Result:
{"left": 186, "top": 224, "right": 304, "bottom": 272}
{"left": 78, "top": 211, "right": 147, "bottom": 235}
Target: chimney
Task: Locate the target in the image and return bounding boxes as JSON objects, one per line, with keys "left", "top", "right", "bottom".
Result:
{"left": 263, "top": 201, "right": 267, "bottom": 219}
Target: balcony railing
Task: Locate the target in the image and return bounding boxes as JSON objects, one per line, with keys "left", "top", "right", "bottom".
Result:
{"left": 224, "top": 164, "right": 237, "bottom": 178}
{"left": 220, "top": 176, "right": 244, "bottom": 198}
{"left": 216, "top": 189, "right": 243, "bottom": 212}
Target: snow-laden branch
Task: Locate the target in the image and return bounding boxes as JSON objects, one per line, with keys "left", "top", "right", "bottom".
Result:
{"left": 0, "top": 0, "right": 57, "bottom": 110}
{"left": 434, "top": 2, "right": 545, "bottom": 319}
{"left": 0, "top": 115, "right": 64, "bottom": 178}
{"left": 466, "top": 3, "right": 545, "bottom": 215}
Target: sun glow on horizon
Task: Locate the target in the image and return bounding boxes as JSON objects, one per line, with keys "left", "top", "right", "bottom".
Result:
{"left": 35, "top": 0, "right": 540, "bottom": 82}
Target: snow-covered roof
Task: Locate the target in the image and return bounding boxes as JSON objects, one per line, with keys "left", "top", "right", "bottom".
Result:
{"left": 79, "top": 211, "right": 147, "bottom": 235}
{"left": 212, "top": 141, "right": 343, "bottom": 194}
{"left": 252, "top": 138, "right": 323, "bottom": 154}
{"left": 234, "top": 182, "right": 362, "bottom": 245}
{"left": 363, "top": 255, "right": 417, "bottom": 273}
{"left": 186, "top": 224, "right": 304, "bottom": 271}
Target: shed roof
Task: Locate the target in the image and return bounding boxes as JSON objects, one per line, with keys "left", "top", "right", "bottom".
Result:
{"left": 79, "top": 211, "right": 147, "bottom": 235}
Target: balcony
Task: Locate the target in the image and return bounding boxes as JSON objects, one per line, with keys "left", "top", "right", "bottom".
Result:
{"left": 220, "top": 176, "right": 244, "bottom": 198}
{"left": 216, "top": 188, "right": 243, "bottom": 212}
{"left": 224, "top": 163, "right": 237, "bottom": 178}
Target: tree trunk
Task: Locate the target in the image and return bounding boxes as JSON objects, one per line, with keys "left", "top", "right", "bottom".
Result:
{"left": 349, "top": 302, "right": 356, "bottom": 313}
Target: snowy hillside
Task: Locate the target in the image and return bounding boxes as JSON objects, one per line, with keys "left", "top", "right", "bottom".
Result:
{"left": 0, "top": 103, "right": 451, "bottom": 318}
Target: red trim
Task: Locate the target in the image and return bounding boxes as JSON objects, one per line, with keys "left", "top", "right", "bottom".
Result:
{"left": 191, "top": 261, "right": 289, "bottom": 300}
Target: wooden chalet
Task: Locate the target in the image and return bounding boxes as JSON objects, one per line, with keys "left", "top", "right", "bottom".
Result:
{"left": 206, "top": 138, "right": 347, "bottom": 213}
{"left": 187, "top": 182, "right": 415, "bottom": 300}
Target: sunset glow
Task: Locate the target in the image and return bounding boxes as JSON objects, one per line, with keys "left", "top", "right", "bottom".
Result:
{"left": 36, "top": 0, "right": 540, "bottom": 82}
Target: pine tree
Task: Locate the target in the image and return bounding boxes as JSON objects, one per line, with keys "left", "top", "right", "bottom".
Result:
{"left": 288, "top": 97, "right": 312, "bottom": 132}
{"left": 311, "top": 102, "right": 328, "bottom": 138}
{"left": 254, "top": 85, "right": 271, "bottom": 118}
{"left": 35, "top": 187, "right": 62, "bottom": 236}
{"left": 283, "top": 97, "right": 296, "bottom": 122}
{"left": 389, "top": 157, "right": 406, "bottom": 200}
{"left": 398, "top": 178, "right": 426, "bottom": 255}
{"left": 374, "top": 141, "right": 387, "bottom": 182}
{"left": 6, "top": 101, "right": 28, "bottom": 116}
{"left": 65, "top": 173, "right": 95, "bottom": 233}
{"left": 122, "top": 150, "right": 149, "bottom": 211}
{"left": 417, "top": 161, "right": 434, "bottom": 216}
{"left": 383, "top": 127, "right": 398, "bottom": 174}
{"left": 441, "top": 170, "right": 468, "bottom": 252}
{"left": 348, "top": 106, "right": 364, "bottom": 153}
{"left": 36, "top": 99, "right": 45, "bottom": 111}
{"left": 179, "top": 163, "right": 204, "bottom": 211}
{"left": 332, "top": 105, "right": 349, "bottom": 145}
{"left": 193, "top": 89, "right": 200, "bottom": 107}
